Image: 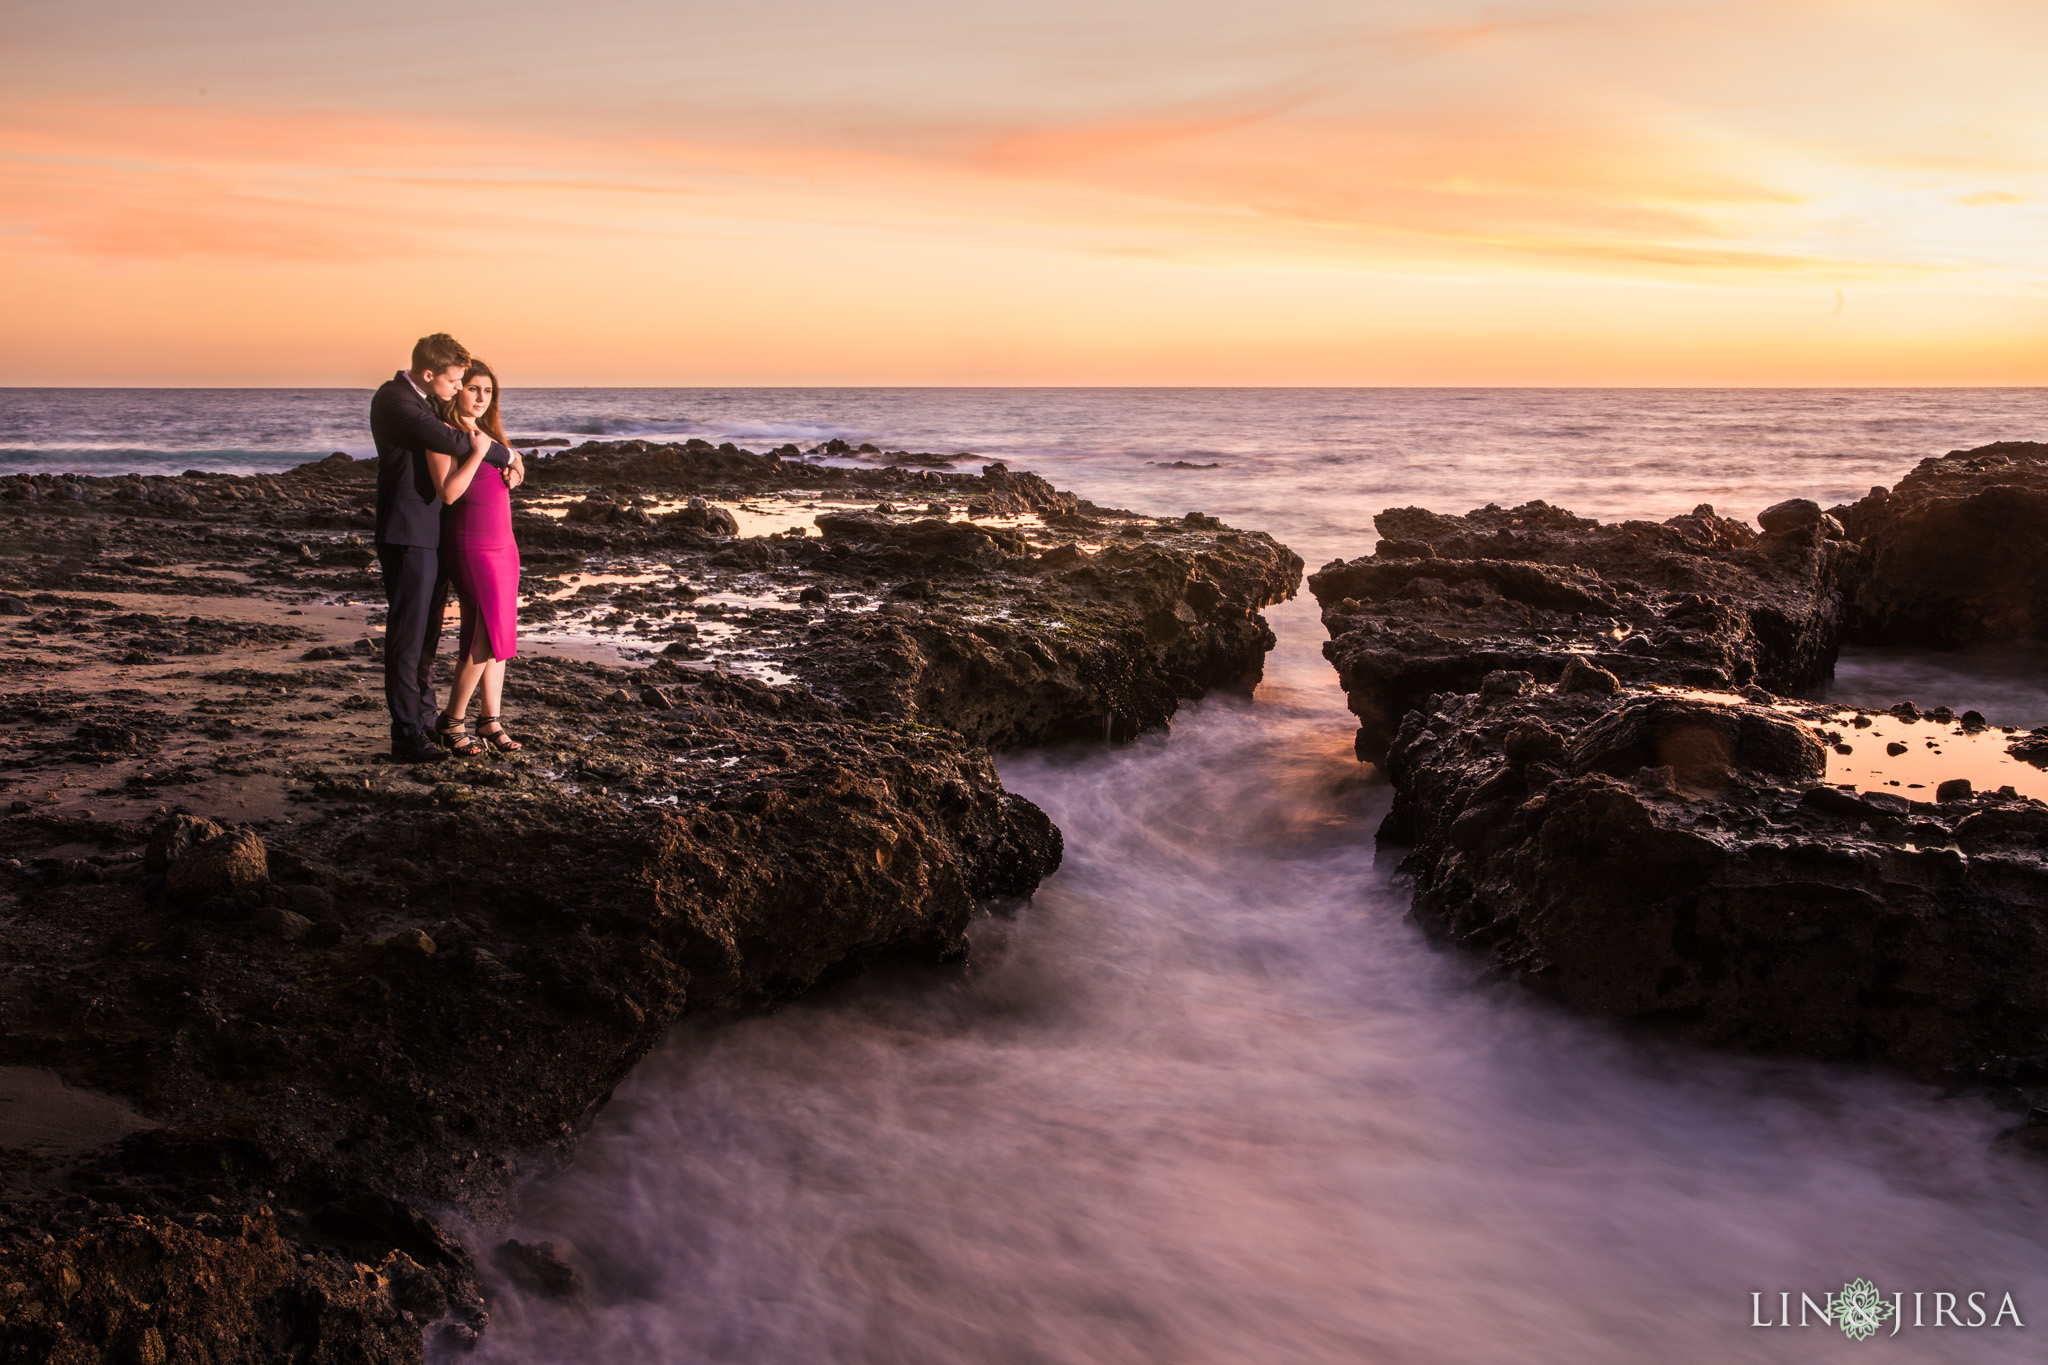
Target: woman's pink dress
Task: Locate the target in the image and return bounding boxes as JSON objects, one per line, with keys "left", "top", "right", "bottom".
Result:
{"left": 441, "top": 462, "right": 519, "bottom": 662}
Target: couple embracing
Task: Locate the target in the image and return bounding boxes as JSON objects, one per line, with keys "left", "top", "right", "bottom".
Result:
{"left": 368, "top": 332, "right": 528, "bottom": 763}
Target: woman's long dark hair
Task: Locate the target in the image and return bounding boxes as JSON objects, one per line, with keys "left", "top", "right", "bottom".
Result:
{"left": 444, "top": 360, "right": 507, "bottom": 444}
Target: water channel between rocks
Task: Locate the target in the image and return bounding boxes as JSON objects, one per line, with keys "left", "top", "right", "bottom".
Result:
{"left": 466, "top": 584, "right": 2048, "bottom": 1364}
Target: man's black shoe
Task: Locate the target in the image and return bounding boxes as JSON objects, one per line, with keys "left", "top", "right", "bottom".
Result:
{"left": 391, "top": 726, "right": 449, "bottom": 764}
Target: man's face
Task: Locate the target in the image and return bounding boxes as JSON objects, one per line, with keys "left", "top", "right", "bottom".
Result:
{"left": 424, "top": 365, "right": 467, "bottom": 401}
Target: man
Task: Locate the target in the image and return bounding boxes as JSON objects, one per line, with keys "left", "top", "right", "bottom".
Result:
{"left": 369, "top": 332, "right": 514, "bottom": 762}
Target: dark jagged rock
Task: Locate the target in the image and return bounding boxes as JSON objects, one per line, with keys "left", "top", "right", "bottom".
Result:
{"left": 0, "top": 662, "right": 1061, "bottom": 1357}
{"left": 665, "top": 494, "right": 740, "bottom": 537}
{"left": 1842, "top": 440, "right": 2048, "bottom": 646}
{"left": 0, "top": 442, "right": 1300, "bottom": 1359}
{"left": 1382, "top": 684, "right": 2048, "bottom": 1079}
{"left": 1308, "top": 498, "right": 1857, "bottom": 762}
{"left": 971, "top": 462, "right": 1080, "bottom": 518}
{"left": 796, "top": 513, "right": 1299, "bottom": 746}
{"left": 161, "top": 825, "right": 269, "bottom": 903}
{"left": 0, "top": 1210, "right": 427, "bottom": 1364}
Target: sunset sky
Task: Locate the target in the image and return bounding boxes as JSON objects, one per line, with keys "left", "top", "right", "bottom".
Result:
{"left": 3, "top": 0, "right": 2044, "bottom": 385}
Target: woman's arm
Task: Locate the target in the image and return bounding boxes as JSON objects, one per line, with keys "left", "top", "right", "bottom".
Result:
{"left": 428, "top": 428, "right": 494, "bottom": 504}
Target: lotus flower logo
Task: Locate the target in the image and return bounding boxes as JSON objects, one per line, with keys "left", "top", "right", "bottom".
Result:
{"left": 1834, "top": 1279, "right": 1896, "bottom": 1341}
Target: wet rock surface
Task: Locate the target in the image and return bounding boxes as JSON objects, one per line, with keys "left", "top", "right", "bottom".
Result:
{"left": 0, "top": 442, "right": 1298, "bottom": 1360}
{"left": 1382, "top": 684, "right": 2048, "bottom": 1080}
{"left": 1314, "top": 441, "right": 2048, "bottom": 1092}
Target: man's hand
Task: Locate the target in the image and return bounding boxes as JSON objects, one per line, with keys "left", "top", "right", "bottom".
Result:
{"left": 504, "top": 449, "right": 527, "bottom": 490}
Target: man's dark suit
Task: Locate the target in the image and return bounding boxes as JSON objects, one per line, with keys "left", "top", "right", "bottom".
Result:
{"left": 369, "top": 372, "right": 510, "bottom": 739}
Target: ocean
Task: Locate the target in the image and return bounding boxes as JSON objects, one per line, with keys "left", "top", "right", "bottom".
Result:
{"left": 13, "top": 387, "right": 2048, "bottom": 1362}
{"left": 7, "top": 387, "right": 2048, "bottom": 535}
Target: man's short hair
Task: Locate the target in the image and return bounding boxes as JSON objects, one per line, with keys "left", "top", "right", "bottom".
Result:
{"left": 410, "top": 333, "right": 471, "bottom": 373}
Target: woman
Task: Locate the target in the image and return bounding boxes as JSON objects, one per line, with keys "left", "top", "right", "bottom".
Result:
{"left": 433, "top": 359, "right": 525, "bottom": 755}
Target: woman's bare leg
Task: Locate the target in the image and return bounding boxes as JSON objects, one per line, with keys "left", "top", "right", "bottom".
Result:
{"left": 478, "top": 661, "right": 522, "bottom": 749}
{"left": 480, "top": 659, "right": 507, "bottom": 721}
{"left": 445, "top": 649, "right": 490, "bottom": 722}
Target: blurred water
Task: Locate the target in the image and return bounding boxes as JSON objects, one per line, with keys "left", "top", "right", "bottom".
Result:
{"left": 12, "top": 387, "right": 2048, "bottom": 1360}
{"left": 1824, "top": 644, "right": 2048, "bottom": 731}
{"left": 473, "top": 597, "right": 2048, "bottom": 1364}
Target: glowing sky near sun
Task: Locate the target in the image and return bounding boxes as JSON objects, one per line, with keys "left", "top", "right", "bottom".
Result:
{"left": 2, "top": 0, "right": 2044, "bottom": 384}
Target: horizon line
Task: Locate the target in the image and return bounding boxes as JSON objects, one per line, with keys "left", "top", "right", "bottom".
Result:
{"left": 2, "top": 383, "right": 2044, "bottom": 393}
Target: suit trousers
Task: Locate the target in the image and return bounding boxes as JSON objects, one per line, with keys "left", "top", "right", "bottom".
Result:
{"left": 376, "top": 542, "right": 452, "bottom": 735}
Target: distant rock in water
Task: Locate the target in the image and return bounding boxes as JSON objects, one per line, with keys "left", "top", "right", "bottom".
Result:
{"left": 1842, "top": 440, "right": 2048, "bottom": 647}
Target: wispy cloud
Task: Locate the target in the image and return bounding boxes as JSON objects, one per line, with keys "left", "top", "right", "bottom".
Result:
{"left": 2, "top": 0, "right": 2045, "bottom": 381}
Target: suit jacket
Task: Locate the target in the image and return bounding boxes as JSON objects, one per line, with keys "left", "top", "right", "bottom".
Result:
{"left": 370, "top": 372, "right": 512, "bottom": 548}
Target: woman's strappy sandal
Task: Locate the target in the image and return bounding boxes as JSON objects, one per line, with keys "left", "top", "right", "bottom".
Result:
{"left": 479, "top": 715, "right": 523, "bottom": 753}
{"left": 436, "top": 711, "right": 483, "bottom": 757}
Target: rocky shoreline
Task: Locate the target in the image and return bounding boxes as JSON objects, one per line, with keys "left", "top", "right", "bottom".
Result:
{"left": 1311, "top": 441, "right": 2048, "bottom": 1104}
{"left": 0, "top": 442, "right": 1300, "bottom": 1361}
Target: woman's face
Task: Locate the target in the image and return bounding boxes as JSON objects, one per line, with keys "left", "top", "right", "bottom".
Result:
{"left": 459, "top": 375, "right": 493, "bottom": 420}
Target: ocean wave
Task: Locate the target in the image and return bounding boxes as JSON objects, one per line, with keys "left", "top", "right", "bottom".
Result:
{"left": 561, "top": 416, "right": 702, "bottom": 437}
{"left": 706, "top": 420, "right": 880, "bottom": 446}
{"left": 550, "top": 414, "right": 892, "bottom": 449}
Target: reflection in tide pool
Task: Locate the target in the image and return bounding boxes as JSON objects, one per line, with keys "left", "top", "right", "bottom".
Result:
{"left": 1815, "top": 708, "right": 2048, "bottom": 803}
{"left": 470, "top": 599, "right": 2048, "bottom": 1365}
